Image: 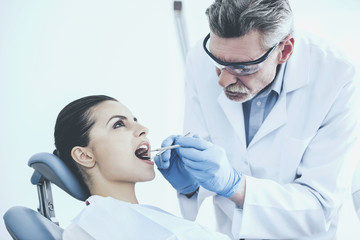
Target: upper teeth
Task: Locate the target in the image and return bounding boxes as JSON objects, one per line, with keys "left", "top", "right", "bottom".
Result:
{"left": 138, "top": 144, "right": 148, "bottom": 151}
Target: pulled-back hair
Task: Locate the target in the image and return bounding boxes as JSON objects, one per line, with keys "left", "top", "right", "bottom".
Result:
{"left": 54, "top": 95, "right": 118, "bottom": 194}
{"left": 205, "top": 0, "right": 294, "bottom": 49}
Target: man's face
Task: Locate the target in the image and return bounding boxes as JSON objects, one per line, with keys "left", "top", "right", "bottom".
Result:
{"left": 209, "top": 30, "right": 282, "bottom": 102}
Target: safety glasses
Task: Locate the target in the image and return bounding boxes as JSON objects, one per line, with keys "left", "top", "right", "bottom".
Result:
{"left": 203, "top": 33, "right": 280, "bottom": 76}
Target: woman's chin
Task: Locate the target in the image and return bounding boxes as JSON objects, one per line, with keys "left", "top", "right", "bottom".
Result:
{"left": 140, "top": 169, "right": 156, "bottom": 182}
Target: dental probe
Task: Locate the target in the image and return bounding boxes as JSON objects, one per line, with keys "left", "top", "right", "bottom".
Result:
{"left": 151, "top": 132, "right": 191, "bottom": 152}
{"left": 149, "top": 132, "right": 191, "bottom": 160}
{"left": 151, "top": 145, "right": 180, "bottom": 152}
{"left": 146, "top": 145, "right": 180, "bottom": 160}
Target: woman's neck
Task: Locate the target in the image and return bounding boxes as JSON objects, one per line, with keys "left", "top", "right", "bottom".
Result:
{"left": 90, "top": 180, "right": 138, "bottom": 204}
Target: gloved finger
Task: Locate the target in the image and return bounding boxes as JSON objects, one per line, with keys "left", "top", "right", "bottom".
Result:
{"left": 154, "top": 153, "right": 170, "bottom": 169}
{"left": 154, "top": 154, "right": 163, "bottom": 169}
{"left": 183, "top": 163, "right": 211, "bottom": 180}
{"left": 155, "top": 135, "right": 180, "bottom": 169}
{"left": 161, "top": 135, "right": 178, "bottom": 148}
{"left": 177, "top": 136, "right": 212, "bottom": 151}
{"left": 177, "top": 146, "right": 211, "bottom": 163}
{"left": 179, "top": 152, "right": 211, "bottom": 170}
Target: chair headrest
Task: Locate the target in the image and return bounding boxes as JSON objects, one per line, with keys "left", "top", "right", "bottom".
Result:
{"left": 28, "top": 152, "right": 89, "bottom": 201}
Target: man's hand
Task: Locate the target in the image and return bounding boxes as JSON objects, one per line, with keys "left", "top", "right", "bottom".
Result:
{"left": 177, "top": 136, "right": 242, "bottom": 198}
{"left": 154, "top": 135, "right": 199, "bottom": 194}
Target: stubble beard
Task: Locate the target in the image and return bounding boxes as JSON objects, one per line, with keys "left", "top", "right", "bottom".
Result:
{"left": 224, "top": 82, "right": 255, "bottom": 103}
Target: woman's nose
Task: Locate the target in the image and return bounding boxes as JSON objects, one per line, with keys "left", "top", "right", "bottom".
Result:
{"left": 218, "top": 69, "right": 238, "bottom": 88}
{"left": 135, "top": 123, "right": 149, "bottom": 137}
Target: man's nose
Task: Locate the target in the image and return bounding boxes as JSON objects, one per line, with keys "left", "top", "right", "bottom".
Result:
{"left": 218, "top": 69, "right": 238, "bottom": 88}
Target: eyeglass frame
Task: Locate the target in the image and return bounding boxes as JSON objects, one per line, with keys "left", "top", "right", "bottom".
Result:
{"left": 203, "top": 33, "right": 280, "bottom": 75}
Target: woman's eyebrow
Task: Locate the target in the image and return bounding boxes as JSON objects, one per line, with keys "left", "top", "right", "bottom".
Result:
{"left": 106, "top": 115, "right": 127, "bottom": 125}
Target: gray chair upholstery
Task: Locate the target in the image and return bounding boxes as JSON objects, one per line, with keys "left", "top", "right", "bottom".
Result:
{"left": 3, "top": 206, "right": 63, "bottom": 240}
{"left": 3, "top": 152, "right": 90, "bottom": 239}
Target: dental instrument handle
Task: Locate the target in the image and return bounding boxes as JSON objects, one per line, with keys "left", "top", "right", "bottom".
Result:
{"left": 151, "top": 144, "right": 181, "bottom": 152}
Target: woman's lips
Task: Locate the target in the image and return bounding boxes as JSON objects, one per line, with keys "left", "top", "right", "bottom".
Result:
{"left": 135, "top": 142, "right": 151, "bottom": 160}
{"left": 142, "top": 160, "right": 154, "bottom": 165}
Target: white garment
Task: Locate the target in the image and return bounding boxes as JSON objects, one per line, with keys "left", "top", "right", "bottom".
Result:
{"left": 63, "top": 223, "right": 96, "bottom": 240}
{"left": 67, "top": 195, "right": 230, "bottom": 240}
{"left": 180, "top": 30, "right": 360, "bottom": 240}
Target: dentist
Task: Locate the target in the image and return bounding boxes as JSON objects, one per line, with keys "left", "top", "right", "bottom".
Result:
{"left": 156, "top": 0, "right": 360, "bottom": 239}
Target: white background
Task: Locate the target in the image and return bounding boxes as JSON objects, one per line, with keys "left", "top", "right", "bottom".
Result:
{"left": 1, "top": 0, "right": 360, "bottom": 239}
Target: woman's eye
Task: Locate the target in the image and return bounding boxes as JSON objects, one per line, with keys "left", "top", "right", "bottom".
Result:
{"left": 113, "top": 120, "right": 125, "bottom": 129}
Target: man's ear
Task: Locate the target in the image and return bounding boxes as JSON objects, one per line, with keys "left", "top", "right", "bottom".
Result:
{"left": 278, "top": 36, "right": 295, "bottom": 64}
{"left": 71, "top": 146, "right": 96, "bottom": 168}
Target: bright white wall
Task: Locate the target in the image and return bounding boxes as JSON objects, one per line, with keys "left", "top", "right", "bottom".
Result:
{"left": 1, "top": 0, "right": 360, "bottom": 239}
{"left": 0, "top": 1, "right": 188, "bottom": 238}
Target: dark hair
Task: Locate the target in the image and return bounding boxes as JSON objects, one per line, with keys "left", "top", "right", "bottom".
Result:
{"left": 54, "top": 95, "right": 118, "bottom": 194}
{"left": 205, "top": 0, "right": 294, "bottom": 49}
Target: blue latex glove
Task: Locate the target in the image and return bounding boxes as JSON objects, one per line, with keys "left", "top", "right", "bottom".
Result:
{"left": 177, "top": 136, "right": 242, "bottom": 198}
{"left": 154, "top": 135, "right": 199, "bottom": 194}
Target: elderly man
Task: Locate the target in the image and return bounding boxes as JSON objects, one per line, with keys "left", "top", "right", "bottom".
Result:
{"left": 156, "top": 0, "right": 359, "bottom": 239}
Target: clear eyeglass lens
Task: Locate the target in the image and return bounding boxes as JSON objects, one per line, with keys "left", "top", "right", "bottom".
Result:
{"left": 228, "top": 64, "right": 261, "bottom": 76}
{"left": 210, "top": 57, "right": 262, "bottom": 76}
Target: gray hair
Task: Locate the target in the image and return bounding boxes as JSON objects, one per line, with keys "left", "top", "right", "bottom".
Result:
{"left": 205, "top": 0, "right": 294, "bottom": 49}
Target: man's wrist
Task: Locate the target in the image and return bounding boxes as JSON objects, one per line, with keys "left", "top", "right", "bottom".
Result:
{"left": 229, "top": 176, "right": 246, "bottom": 208}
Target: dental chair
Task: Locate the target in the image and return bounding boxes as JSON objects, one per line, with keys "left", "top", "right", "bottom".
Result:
{"left": 3, "top": 152, "right": 90, "bottom": 240}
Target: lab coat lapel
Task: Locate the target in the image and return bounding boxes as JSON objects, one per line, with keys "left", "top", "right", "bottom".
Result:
{"left": 217, "top": 92, "right": 247, "bottom": 147}
{"left": 249, "top": 91, "right": 287, "bottom": 147}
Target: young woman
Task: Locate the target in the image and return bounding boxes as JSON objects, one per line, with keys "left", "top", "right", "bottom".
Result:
{"left": 54, "top": 95, "right": 229, "bottom": 239}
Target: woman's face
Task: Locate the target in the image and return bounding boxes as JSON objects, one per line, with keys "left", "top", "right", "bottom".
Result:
{"left": 86, "top": 100, "right": 155, "bottom": 184}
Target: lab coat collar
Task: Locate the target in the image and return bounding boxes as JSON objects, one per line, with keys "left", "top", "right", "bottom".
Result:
{"left": 218, "top": 92, "right": 247, "bottom": 148}
{"left": 249, "top": 90, "right": 287, "bottom": 147}
{"left": 218, "top": 84, "right": 288, "bottom": 149}
{"left": 249, "top": 32, "right": 310, "bottom": 145}
{"left": 272, "top": 63, "right": 285, "bottom": 95}
{"left": 256, "top": 62, "right": 285, "bottom": 99}
{"left": 282, "top": 31, "right": 311, "bottom": 93}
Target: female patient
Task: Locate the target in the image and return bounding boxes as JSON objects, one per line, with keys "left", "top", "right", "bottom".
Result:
{"left": 54, "top": 95, "right": 229, "bottom": 240}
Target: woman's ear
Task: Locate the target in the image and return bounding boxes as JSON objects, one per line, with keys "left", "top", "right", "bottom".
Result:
{"left": 278, "top": 36, "right": 295, "bottom": 64}
{"left": 71, "top": 146, "right": 96, "bottom": 168}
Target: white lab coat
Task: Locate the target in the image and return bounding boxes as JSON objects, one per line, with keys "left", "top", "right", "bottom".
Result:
{"left": 67, "top": 195, "right": 230, "bottom": 240}
{"left": 180, "top": 30, "right": 360, "bottom": 240}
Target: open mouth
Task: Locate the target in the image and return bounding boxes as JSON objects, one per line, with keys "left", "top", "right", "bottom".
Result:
{"left": 135, "top": 144, "right": 151, "bottom": 160}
